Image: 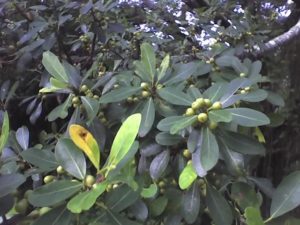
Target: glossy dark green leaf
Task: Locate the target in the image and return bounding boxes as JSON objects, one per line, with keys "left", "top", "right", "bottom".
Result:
{"left": 150, "top": 196, "right": 168, "bottom": 216}
{"left": 270, "top": 171, "right": 300, "bottom": 219}
{"left": 140, "top": 143, "right": 162, "bottom": 157}
{"left": 241, "top": 89, "right": 268, "bottom": 102}
{"left": 188, "top": 129, "right": 201, "bottom": 153}
{"left": 106, "top": 209, "right": 143, "bottom": 225}
{"left": 225, "top": 108, "right": 270, "bottom": 127}
{"left": 187, "top": 86, "right": 202, "bottom": 99}
{"left": 139, "top": 97, "right": 155, "bottom": 137}
{"left": 179, "top": 163, "right": 197, "bottom": 190}
{"left": 221, "top": 131, "right": 265, "bottom": 155}
{"left": 99, "top": 87, "right": 141, "bottom": 104}
{"left": 81, "top": 96, "right": 100, "bottom": 124}
{"left": 206, "top": 185, "right": 233, "bottom": 225}
{"left": 155, "top": 132, "right": 183, "bottom": 146}
{"left": 219, "top": 138, "right": 245, "bottom": 176}
{"left": 16, "top": 126, "right": 29, "bottom": 150}
{"left": 31, "top": 205, "right": 72, "bottom": 225}
{"left": 249, "top": 61, "right": 262, "bottom": 78}
{"left": 0, "top": 111, "right": 9, "bottom": 154}
{"left": 220, "top": 78, "right": 249, "bottom": 107}
{"left": 267, "top": 91, "right": 285, "bottom": 107}
{"left": 170, "top": 116, "right": 197, "bottom": 134}
{"left": 28, "top": 180, "right": 82, "bottom": 207}
{"left": 42, "top": 51, "right": 69, "bottom": 83}
{"left": 158, "top": 87, "right": 193, "bottom": 106}
{"left": 55, "top": 138, "right": 86, "bottom": 180}
{"left": 134, "top": 61, "right": 151, "bottom": 82}
{"left": 0, "top": 173, "right": 26, "bottom": 197}
{"left": 248, "top": 177, "right": 274, "bottom": 198}
{"left": 128, "top": 199, "right": 148, "bottom": 222}
{"left": 208, "top": 110, "right": 232, "bottom": 123}
{"left": 67, "top": 182, "right": 107, "bottom": 213}
{"left": 157, "top": 116, "right": 183, "bottom": 132}
{"left": 106, "top": 185, "right": 139, "bottom": 212}
{"left": 244, "top": 207, "right": 264, "bottom": 225}
{"left": 231, "top": 182, "right": 260, "bottom": 210}
{"left": 150, "top": 150, "right": 170, "bottom": 179}
{"left": 201, "top": 127, "right": 219, "bottom": 171}
{"left": 166, "top": 62, "right": 200, "bottom": 84}
{"left": 204, "top": 82, "right": 227, "bottom": 102}
{"left": 47, "top": 95, "right": 72, "bottom": 121}
{"left": 0, "top": 80, "right": 10, "bottom": 102}
{"left": 0, "top": 194, "right": 14, "bottom": 215}
{"left": 181, "top": 183, "right": 201, "bottom": 224}
{"left": 21, "top": 148, "right": 58, "bottom": 170}
{"left": 141, "top": 42, "right": 156, "bottom": 81}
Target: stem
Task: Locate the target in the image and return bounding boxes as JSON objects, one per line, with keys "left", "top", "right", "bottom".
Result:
{"left": 264, "top": 217, "right": 273, "bottom": 224}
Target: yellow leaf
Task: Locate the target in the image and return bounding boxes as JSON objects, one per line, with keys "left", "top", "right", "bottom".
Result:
{"left": 69, "top": 124, "right": 100, "bottom": 170}
{"left": 254, "top": 127, "right": 266, "bottom": 143}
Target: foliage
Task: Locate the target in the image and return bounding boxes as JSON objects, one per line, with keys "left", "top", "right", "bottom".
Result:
{"left": 0, "top": 0, "right": 299, "bottom": 225}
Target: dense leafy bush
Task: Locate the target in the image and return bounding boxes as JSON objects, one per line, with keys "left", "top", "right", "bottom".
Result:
{"left": 1, "top": 1, "right": 300, "bottom": 225}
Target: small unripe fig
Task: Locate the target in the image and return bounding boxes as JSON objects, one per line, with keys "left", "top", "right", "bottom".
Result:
{"left": 158, "top": 181, "right": 166, "bottom": 188}
{"left": 24, "top": 190, "right": 33, "bottom": 199}
{"left": 113, "top": 84, "right": 119, "bottom": 89}
{"left": 211, "top": 101, "right": 222, "bottom": 110}
{"left": 127, "top": 96, "right": 133, "bottom": 103}
{"left": 141, "top": 91, "right": 150, "bottom": 98}
{"left": 133, "top": 97, "right": 139, "bottom": 102}
{"left": 196, "top": 98, "right": 205, "bottom": 107}
{"left": 140, "top": 82, "right": 149, "bottom": 89}
{"left": 85, "top": 175, "right": 95, "bottom": 188}
{"left": 183, "top": 149, "right": 191, "bottom": 159}
{"left": 240, "top": 90, "right": 246, "bottom": 94}
{"left": 191, "top": 101, "right": 201, "bottom": 110}
{"left": 185, "top": 108, "right": 195, "bottom": 116}
{"left": 86, "top": 92, "right": 93, "bottom": 98}
{"left": 15, "top": 199, "right": 28, "bottom": 214}
{"left": 80, "top": 85, "right": 88, "bottom": 92}
{"left": 93, "top": 95, "right": 100, "bottom": 100}
{"left": 43, "top": 175, "right": 55, "bottom": 184}
{"left": 240, "top": 72, "right": 246, "bottom": 77}
{"left": 72, "top": 96, "right": 80, "bottom": 104}
{"left": 204, "top": 99, "right": 212, "bottom": 107}
{"left": 112, "top": 183, "right": 119, "bottom": 189}
{"left": 208, "top": 121, "right": 218, "bottom": 130}
{"left": 156, "top": 84, "right": 163, "bottom": 90}
{"left": 56, "top": 166, "right": 64, "bottom": 174}
{"left": 244, "top": 86, "right": 251, "bottom": 91}
{"left": 187, "top": 160, "right": 193, "bottom": 165}
{"left": 198, "top": 113, "right": 208, "bottom": 123}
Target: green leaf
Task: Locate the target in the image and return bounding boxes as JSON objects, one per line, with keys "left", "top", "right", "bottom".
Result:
{"left": 241, "top": 89, "right": 268, "bottom": 102}
{"left": 141, "top": 42, "right": 156, "bottom": 81}
{"left": 155, "top": 132, "right": 183, "bottom": 146}
{"left": 170, "top": 116, "right": 197, "bottom": 134}
{"left": 0, "top": 111, "right": 10, "bottom": 154}
{"left": 150, "top": 150, "right": 170, "bottom": 179}
{"left": 244, "top": 207, "right": 264, "bottom": 225}
{"left": 149, "top": 196, "right": 168, "bottom": 216}
{"left": 157, "top": 54, "right": 170, "bottom": 82}
{"left": 28, "top": 180, "right": 82, "bottom": 207}
{"left": 21, "top": 148, "right": 58, "bottom": 171}
{"left": 231, "top": 183, "right": 260, "bottom": 210}
{"left": 141, "top": 183, "right": 158, "bottom": 198}
{"left": 208, "top": 110, "right": 232, "bottom": 123}
{"left": 204, "top": 82, "right": 227, "bottom": 102}
{"left": 179, "top": 163, "right": 197, "bottom": 190}
{"left": 106, "top": 209, "right": 143, "bottom": 225}
{"left": 106, "top": 114, "right": 141, "bottom": 168}
{"left": 157, "top": 116, "right": 183, "bottom": 132}
{"left": 81, "top": 96, "right": 100, "bottom": 124}
{"left": 42, "top": 51, "right": 69, "bottom": 83}
{"left": 225, "top": 108, "right": 270, "bottom": 127}
{"left": 67, "top": 182, "right": 107, "bottom": 213}
{"left": 99, "top": 87, "right": 141, "bottom": 104}
{"left": 166, "top": 62, "right": 200, "bottom": 84}
{"left": 139, "top": 98, "right": 155, "bottom": 137}
{"left": 181, "top": 183, "right": 201, "bottom": 224}
{"left": 218, "top": 139, "right": 245, "bottom": 176}
{"left": 134, "top": 61, "right": 151, "bottom": 82}
{"left": 47, "top": 95, "right": 72, "bottom": 121}
{"left": 206, "top": 185, "right": 233, "bottom": 225}
{"left": 158, "top": 87, "right": 193, "bottom": 106}
{"left": 0, "top": 174, "right": 26, "bottom": 198}
{"left": 221, "top": 131, "right": 266, "bottom": 155}
{"left": 201, "top": 127, "right": 219, "bottom": 171}
{"left": 55, "top": 138, "right": 86, "bottom": 180}
{"left": 106, "top": 185, "right": 139, "bottom": 212}
{"left": 267, "top": 91, "right": 285, "bottom": 107}
{"left": 270, "top": 171, "right": 300, "bottom": 219}
{"left": 31, "top": 205, "right": 72, "bottom": 225}
{"left": 50, "top": 77, "right": 68, "bottom": 89}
